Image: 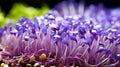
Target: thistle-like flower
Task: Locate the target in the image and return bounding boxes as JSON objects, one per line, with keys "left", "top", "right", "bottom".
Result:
{"left": 0, "top": 2, "right": 120, "bottom": 67}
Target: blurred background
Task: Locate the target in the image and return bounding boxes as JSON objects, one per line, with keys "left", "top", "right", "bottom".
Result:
{"left": 0, "top": 0, "right": 120, "bottom": 27}
{"left": 0, "top": 0, "right": 120, "bottom": 15}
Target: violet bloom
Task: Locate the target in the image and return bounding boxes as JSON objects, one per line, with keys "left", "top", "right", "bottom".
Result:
{"left": 0, "top": 3, "right": 120, "bottom": 67}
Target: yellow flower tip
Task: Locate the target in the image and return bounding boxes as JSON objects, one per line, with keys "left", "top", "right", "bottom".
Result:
{"left": 29, "top": 55, "right": 35, "bottom": 63}
{"left": 18, "top": 57, "right": 23, "bottom": 64}
{"left": 0, "top": 63, "right": 4, "bottom": 67}
{"left": 39, "top": 53, "right": 47, "bottom": 60}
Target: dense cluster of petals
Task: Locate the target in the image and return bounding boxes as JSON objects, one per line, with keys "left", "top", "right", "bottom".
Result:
{"left": 0, "top": 2, "right": 120, "bottom": 67}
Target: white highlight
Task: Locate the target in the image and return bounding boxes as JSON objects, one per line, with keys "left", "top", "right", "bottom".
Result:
{"left": 4, "top": 64, "right": 9, "bottom": 67}
{"left": 40, "top": 65, "right": 45, "bottom": 67}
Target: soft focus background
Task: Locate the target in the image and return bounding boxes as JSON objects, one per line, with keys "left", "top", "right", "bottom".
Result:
{"left": 0, "top": 0, "right": 120, "bottom": 27}
{"left": 0, "top": 0, "right": 120, "bottom": 14}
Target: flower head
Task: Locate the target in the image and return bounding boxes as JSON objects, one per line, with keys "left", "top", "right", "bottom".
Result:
{"left": 0, "top": 2, "right": 120, "bottom": 67}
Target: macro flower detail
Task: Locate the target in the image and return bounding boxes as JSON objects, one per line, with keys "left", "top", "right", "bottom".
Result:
{"left": 0, "top": 2, "right": 120, "bottom": 67}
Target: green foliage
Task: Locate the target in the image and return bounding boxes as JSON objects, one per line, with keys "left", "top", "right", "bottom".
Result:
{"left": 7, "top": 3, "right": 50, "bottom": 20}
{"left": 0, "top": 3, "right": 50, "bottom": 28}
{"left": 0, "top": 10, "right": 6, "bottom": 28}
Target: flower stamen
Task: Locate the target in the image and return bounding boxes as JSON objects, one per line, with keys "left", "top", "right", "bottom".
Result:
{"left": 39, "top": 53, "right": 47, "bottom": 60}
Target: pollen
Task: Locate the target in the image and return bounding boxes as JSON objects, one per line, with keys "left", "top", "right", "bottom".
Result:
{"left": 29, "top": 55, "right": 35, "bottom": 63}
{"left": 0, "top": 63, "right": 4, "bottom": 67}
{"left": 39, "top": 53, "right": 47, "bottom": 60}
{"left": 18, "top": 57, "right": 23, "bottom": 64}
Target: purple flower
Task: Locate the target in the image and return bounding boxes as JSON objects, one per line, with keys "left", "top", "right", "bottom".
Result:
{"left": 0, "top": 2, "right": 120, "bottom": 67}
